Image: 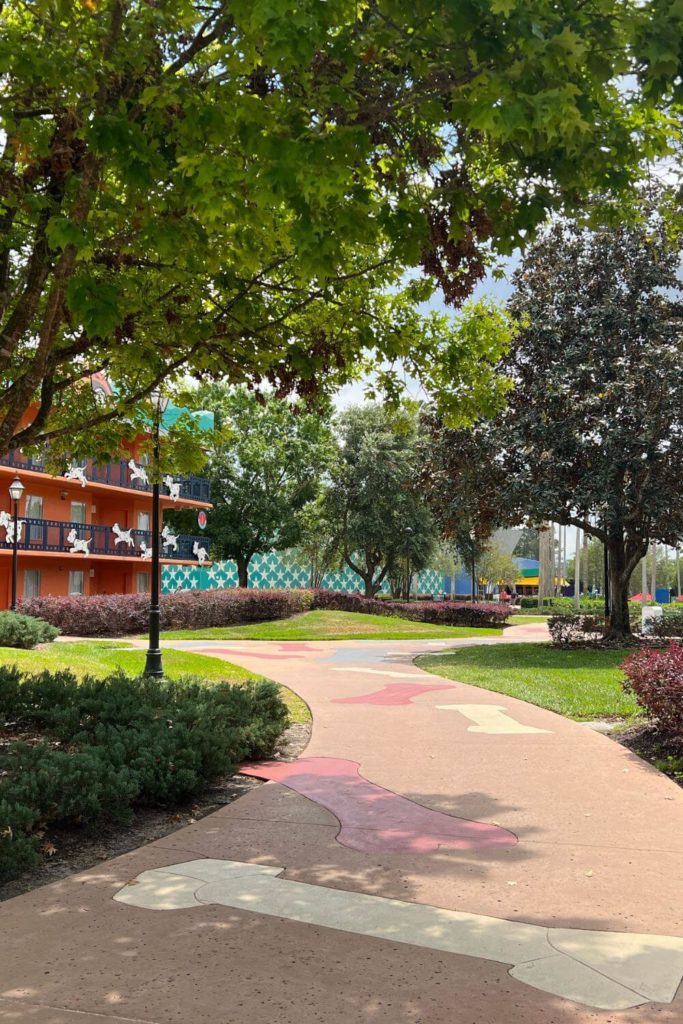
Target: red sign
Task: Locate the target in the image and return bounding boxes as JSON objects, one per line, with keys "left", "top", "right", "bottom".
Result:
{"left": 197, "top": 510, "right": 207, "bottom": 530}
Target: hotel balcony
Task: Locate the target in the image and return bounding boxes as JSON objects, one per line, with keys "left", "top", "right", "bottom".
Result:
{"left": 0, "top": 450, "right": 211, "bottom": 504}
{"left": 0, "top": 518, "right": 207, "bottom": 563}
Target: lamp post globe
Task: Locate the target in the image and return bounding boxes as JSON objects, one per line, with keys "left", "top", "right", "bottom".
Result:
{"left": 8, "top": 475, "right": 24, "bottom": 612}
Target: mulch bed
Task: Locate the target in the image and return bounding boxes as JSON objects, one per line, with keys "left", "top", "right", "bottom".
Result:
{"left": 615, "top": 723, "right": 683, "bottom": 788}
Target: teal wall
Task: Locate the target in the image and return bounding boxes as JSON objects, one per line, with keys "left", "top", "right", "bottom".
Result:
{"left": 162, "top": 551, "right": 442, "bottom": 595}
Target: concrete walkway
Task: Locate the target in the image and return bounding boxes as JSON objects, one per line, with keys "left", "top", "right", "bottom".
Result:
{"left": 1, "top": 624, "right": 682, "bottom": 1022}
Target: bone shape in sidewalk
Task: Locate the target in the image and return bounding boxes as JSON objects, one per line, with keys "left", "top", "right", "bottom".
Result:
{"left": 436, "top": 703, "right": 551, "bottom": 734}
{"left": 114, "top": 859, "right": 683, "bottom": 1012}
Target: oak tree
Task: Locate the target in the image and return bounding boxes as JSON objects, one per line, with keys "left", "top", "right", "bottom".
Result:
{"left": 0, "top": 0, "right": 666, "bottom": 461}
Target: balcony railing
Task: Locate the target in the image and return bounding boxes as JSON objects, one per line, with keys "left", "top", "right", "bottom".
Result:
{"left": 0, "top": 450, "right": 211, "bottom": 503}
{"left": 0, "top": 517, "right": 207, "bottom": 561}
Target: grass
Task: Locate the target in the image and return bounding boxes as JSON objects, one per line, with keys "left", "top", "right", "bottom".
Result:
{"left": 508, "top": 615, "right": 549, "bottom": 625}
{"left": 161, "top": 609, "right": 503, "bottom": 641}
{"left": 416, "top": 643, "right": 640, "bottom": 722}
{"left": 0, "top": 642, "right": 310, "bottom": 724}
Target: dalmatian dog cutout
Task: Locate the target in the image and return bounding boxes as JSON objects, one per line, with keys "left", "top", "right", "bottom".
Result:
{"left": 138, "top": 540, "right": 153, "bottom": 560}
{"left": 128, "top": 459, "right": 149, "bottom": 487}
{"left": 112, "top": 523, "right": 135, "bottom": 547}
{"left": 193, "top": 540, "right": 209, "bottom": 565}
{"left": 162, "top": 525, "right": 178, "bottom": 553}
{"left": 163, "top": 475, "right": 181, "bottom": 501}
{"left": 64, "top": 465, "right": 88, "bottom": 488}
{"left": 0, "top": 511, "right": 24, "bottom": 545}
{"left": 66, "top": 529, "right": 91, "bottom": 556}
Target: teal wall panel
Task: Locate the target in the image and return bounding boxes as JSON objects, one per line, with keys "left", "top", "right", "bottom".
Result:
{"left": 162, "top": 551, "right": 442, "bottom": 596}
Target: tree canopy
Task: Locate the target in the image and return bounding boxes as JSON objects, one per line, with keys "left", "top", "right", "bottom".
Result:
{"left": 179, "top": 386, "right": 335, "bottom": 586}
{"left": 0, "top": 0, "right": 669, "bottom": 460}
{"left": 422, "top": 192, "right": 683, "bottom": 637}
{"left": 328, "top": 403, "right": 437, "bottom": 597}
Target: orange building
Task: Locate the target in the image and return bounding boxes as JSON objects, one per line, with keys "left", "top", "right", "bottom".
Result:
{"left": 0, "top": 439, "right": 211, "bottom": 610}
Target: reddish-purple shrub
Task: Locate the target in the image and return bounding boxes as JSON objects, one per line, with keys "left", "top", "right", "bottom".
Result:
{"left": 311, "top": 590, "right": 510, "bottom": 628}
{"left": 22, "top": 588, "right": 313, "bottom": 637}
{"left": 622, "top": 642, "right": 683, "bottom": 738}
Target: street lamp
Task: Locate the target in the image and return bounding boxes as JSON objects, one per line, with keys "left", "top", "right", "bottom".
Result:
{"left": 8, "top": 475, "right": 24, "bottom": 612}
{"left": 144, "top": 388, "right": 169, "bottom": 677}
{"left": 404, "top": 527, "right": 413, "bottom": 602}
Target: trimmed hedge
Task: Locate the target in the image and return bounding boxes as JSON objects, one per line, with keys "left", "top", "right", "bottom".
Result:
{"left": 651, "top": 612, "right": 683, "bottom": 638}
{"left": 0, "top": 611, "right": 59, "bottom": 649}
{"left": 548, "top": 613, "right": 607, "bottom": 645}
{"left": 622, "top": 642, "right": 683, "bottom": 739}
{"left": 0, "top": 665, "right": 289, "bottom": 882}
{"left": 21, "top": 588, "right": 313, "bottom": 637}
{"left": 311, "top": 590, "right": 510, "bottom": 628}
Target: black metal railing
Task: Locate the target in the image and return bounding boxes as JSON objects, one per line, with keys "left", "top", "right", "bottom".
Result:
{"left": 0, "top": 450, "right": 211, "bottom": 503}
{"left": 0, "top": 517, "right": 206, "bottom": 561}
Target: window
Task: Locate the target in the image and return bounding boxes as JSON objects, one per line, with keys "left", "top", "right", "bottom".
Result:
{"left": 135, "top": 572, "right": 150, "bottom": 594}
{"left": 23, "top": 569, "right": 41, "bottom": 598}
{"left": 68, "top": 570, "right": 85, "bottom": 596}
{"left": 25, "top": 495, "right": 43, "bottom": 543}
{"left": 70, "top": 501, "right": 87, "bottom": 524}
{"left": 137, "top": 511, "right": 150, "bottom": 532}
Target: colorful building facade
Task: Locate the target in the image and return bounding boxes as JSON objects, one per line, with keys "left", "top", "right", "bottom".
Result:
{"left": 0, "top": 448, "right": 211, "bottom": 610}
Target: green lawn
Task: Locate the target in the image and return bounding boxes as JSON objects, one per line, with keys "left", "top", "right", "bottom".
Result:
{"left": 507, "top": 615, "right": 550, "bottom": 625}
{"left": 416, "top": 643, "right": 639, "bottom": 721}
{"left": 0, "top": 642, "right": 310, "bottom": 724}
{"left": 161, "top": 609, "right": 503, "bottom": 641}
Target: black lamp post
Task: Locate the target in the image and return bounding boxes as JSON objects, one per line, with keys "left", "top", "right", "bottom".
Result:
{"left": 144, "top": 389, "right": 168, "bottom": 677}
{"left": 404, "top": 526, "right": 413, "bottom": 602}
{"left": 8, "top": 475, "right": 24, "bottom": 612}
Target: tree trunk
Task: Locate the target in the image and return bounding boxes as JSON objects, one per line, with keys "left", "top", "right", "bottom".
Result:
{"left": 605, "top": 541, "right": 632, "bottom": 639}
{"left": 538, "top": 524, "right": 553, "bottom": 608}
{"left": 573, "top": 526, "right": 581, "bottom": 610}
{"left": 236, "top": 554, "right": 250, "bottom": 588}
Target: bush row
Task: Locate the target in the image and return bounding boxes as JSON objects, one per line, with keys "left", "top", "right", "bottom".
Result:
{"left": 22, "top": 588, "right": 313, "bottom": 637}
{"left": 547, "top": 614, "right": 606, "bottom": 646}
{"left": 622, "top": 643, "right": 683, "bottom": 740}
{"left": 548, "top": 611, "right": 683, "bottom": 646}
{"left": 0, "top": 611, "right": 59, "bottom": 649}
{"left": 0, "top": 666, "right": 289, "bottom": 882}
{"left": 311, "top": 590, "right": 510, "bottom": 628}
{"left": 20, "top": 587, "right": 510, "bottom": 636}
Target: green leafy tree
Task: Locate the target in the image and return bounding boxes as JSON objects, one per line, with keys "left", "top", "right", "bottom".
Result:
{"left": 477, "top": 545, "right": 518, "bottom": 592}
{"left": 513, "top": 528, "right": 540, "bottom": 560}
{"left": 423, "top": 192, "right": 683, "bottom": 638}
{"left": 183, "top": 388, "right": 335, "bottom": 586}
{"left": 329, "top": 404, "right": 437, "bottom": 597}
{"left": 285, "top": 494, "right": 343, "bottom": 589}
{"left": 419, "top": 411, "right": 507, "bottom": 598}
{"left": 0, "top": 0, "right": 667, "bottom": 460}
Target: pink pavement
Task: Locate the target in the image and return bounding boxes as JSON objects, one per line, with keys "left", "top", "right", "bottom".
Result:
{"left": 1, "top": 622, "right": 682, "bottom": 1023}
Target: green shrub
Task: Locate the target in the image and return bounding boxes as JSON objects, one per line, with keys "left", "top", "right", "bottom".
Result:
{"left": 0, "top": 666, "right": 289, "bottom": 883}
{"left": 548, "top": 613, "right": 607, "bottom": 645}
{"left": 0, "top": 611, "right": 59, "bottom": 649}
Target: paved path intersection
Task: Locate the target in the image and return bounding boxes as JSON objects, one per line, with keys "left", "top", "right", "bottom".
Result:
{"left": 1, "top": 624, "right": 682, "bottom": 1023}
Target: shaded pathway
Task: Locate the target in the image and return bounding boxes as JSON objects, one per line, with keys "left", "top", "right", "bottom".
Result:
{"left": 1, "top": 623, "right": 682, "bottom": 1022}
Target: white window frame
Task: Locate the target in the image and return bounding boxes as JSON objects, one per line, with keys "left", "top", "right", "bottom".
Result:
{"left": 135, "top": 572, "right": 150, "bottom": 594}
{"left": 68, "top": 570, "right": 85, "bottom": 596}
{"left": 23, "top": 569, "right": 41, "bottom": 598}
{"left": 70, "top": 501, "right": 87, "bottom": 525}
